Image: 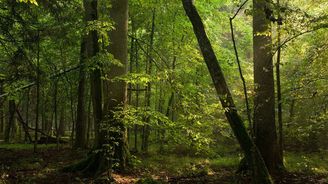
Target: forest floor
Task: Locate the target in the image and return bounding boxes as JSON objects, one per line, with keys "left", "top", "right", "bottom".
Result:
{"left": 0, "top": 144, "right": 327, "bottom": 184}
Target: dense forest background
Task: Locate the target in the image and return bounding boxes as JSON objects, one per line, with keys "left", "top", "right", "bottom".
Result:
{"left": 0, "top": 0, "right": 327, "bottom": 183}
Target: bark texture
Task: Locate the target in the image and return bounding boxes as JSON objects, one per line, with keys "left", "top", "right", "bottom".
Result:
{"left": 103, "top": 0, "right": 129, "bottom": 171}
{"left": 253, "top": 0, "right": 281, "bottom": 173}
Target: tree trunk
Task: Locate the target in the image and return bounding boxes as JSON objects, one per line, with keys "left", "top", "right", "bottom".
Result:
{"left": 142, "top": 8, "right": 156, "bottom": 154}
{"left": 58, "top": 107, "right": 65, "bottom": 136}
{"left": 253, "top": 0, "right": 281, "bottom": 173}
{"left": 75, "top": 24, "right": 88, "bottom": 149}
{"left": 276, "top": 0, "right": 284, "bottom": 167}
{"left": 182, "top": 1, "right": 272, "bottom": 183}
{"left": 24, "top": 89, "right": 30, "bottom": 142}
{"left": 102, "top": 0, "right": 129, "bottom": 171}
{"left": 64, "top": 0, "right": 104, "bottom": 177}
{"left": 4, "top": 100, "right": 15, "bottom": 143}
{"left": 0, "top": 82, "right": 4, "bottom": 134}
{"left": 34, "top": 31, "right": 40, "bottom": 153}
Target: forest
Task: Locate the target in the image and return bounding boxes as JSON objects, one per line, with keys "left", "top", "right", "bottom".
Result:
{"left": 0, "top": 0, "right": 327, "bottom": 183}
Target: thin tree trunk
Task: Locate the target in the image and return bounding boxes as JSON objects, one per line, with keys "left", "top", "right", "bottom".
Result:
{"left": 25, "top": 89, "right": 30, "bottom": 142}
{"left": 53, "top": 80, "right": 59, "bottom": 150}
{"left": 4, "top": 100, "right": 15, "bottom": 143}
{"left": 16, "top": 108, "right": 33, "bottom": 143}
{"left": 229, "top": 13, "right": 252, "bottom": 135}
{"left": 182, "top": 1, "right": 272, "bottom": 183}
{"left": 34, "top": 31, "right": 40, "bottom": 153}
{"left": 276, "top": 0, "right": 284, "bottom": 167}
{"left": 142, "top": 8, "right": 156, "bottom": 153}
{"left": 134, "top": 39, "right": 140, "bottom": 153}
{"left": 0, "top": 82, "right": 4, "bottom": 134}
{"left": 58, "top": 106, "right": 65, "bottom": 136}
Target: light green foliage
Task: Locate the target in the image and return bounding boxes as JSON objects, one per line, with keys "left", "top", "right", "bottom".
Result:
{"left": 17, "top": 0, "right": 38, "bottom": 6}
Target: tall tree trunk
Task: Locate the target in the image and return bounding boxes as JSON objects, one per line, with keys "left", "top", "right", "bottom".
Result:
{"left": 276, "top": 0, "right": 284, "bottom": 167}
{"left": 58, "top": 106, "right": 65, "bottom": 136}
{"left": 75, "top": 26, "right": 88, "bottom": 149}
{"left": 182, "top": 1, "right": 273, "bottom": 183}
{"left": 253, "top": 0, "right": 281, "bottom": 173}
{"left": 25, "top": 89, "right": 30, "bottom": 142}
{"left": 34, "top": 31, "right": 40, "bottom": 153}
{"left": 134, "top": 40, "right": 140, "bottom": 153}
{"left": 0, "top": 82, "right": 4, "bottom": 135}
{"left": 64, "top": 0, "right": 105, "bottom": 177}
{"left": 53, "top": 80, "right": 59, "bottom": 149}
{"left": 4, "top": 100, "right": 15, "bottom": 143}
{"left": 103, "top": 0, "right": 129, "bottom": 171}
{"left": 142, "top": 8, "right": 156, "bottom": 154}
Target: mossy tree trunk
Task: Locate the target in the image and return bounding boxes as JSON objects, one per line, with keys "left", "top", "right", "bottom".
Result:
{"left": 181, "top": 0, "right": 273, "bottom": 183}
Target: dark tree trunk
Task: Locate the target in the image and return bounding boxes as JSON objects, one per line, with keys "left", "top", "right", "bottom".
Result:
{"left": 58, "top": 107, "right": 65, "bottom": 136}
{"left": 64, "top": 0, "right": 105, "bottom": 177}
{"left": 276, "top": 0, "right": 284, "bottom": 167}
{"left": 24, "top": 89, "right": 30, "bottom": 142}
{"left": 103, "top": 0, "right": 129, "bottom": 171}
{"left": 253, "top": 0, "right": 282, "bottom": 173}
{"left": 0, "top": 82, "right": 4, "bottom": 134}
{"left": 34, "top": 31, "right": 40, "bottom": 153}
{"left": 4, "top": 100, "right": 15, "bottom": 143}
{"left": 75, "top": 24, "right": 88, "bottom": 149}
{"left": 182, "top": 0, "right": 272, "bottom": 183}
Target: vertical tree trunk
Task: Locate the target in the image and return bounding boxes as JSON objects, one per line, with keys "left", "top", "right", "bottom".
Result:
{"left": 276, "top": 0, "right": 284, "bottom": 167}
{"left": 25, "top": 89, "right": 30, "bottom": 142}
{"left": 134, "top": 41, "right": 140, "bottom": 153}
{"left": 86, "top": 90, "right": 92, "bottom": 147}
{"left": 182, "top": 1, "right": 272, "bottom": 183}
{"left": 53, "top": 80, "right": 59, "bottom": 149}
{"left": 58, "top": 106, "right": 65, "bottom": 136}
{"left": 4, "top": 100, "right": 15, "bottom": 143}
{"left": 34, "top": 31, "right": 40, "bottom": 153}
{"left": 0, "top": 82, "right": 4, "bottom": 135}
{"left": 253, "top": 0, "right": 281, "bottom": 173}
{"left": 75, "top": 27, "right": 88, "bottom": 149}
{"left": 142, "top": 8, "right": 156, "bottom": 154}
{"left": 103, "top": 0, "right": 129, "bottom": 171}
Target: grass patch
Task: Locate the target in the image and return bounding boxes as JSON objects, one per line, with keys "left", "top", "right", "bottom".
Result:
{"left": 209, "top": 155, "right": 241, "bottom": 171}
{"left": 285, "top": 151, "right": 328, "bottom": 174}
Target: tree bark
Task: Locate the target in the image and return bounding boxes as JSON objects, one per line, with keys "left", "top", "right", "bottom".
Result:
{"left": 4, "top": 100, "right": 15, "bottom": 143}
{"left": 253, "top": 0, "right": 281, "bottom": 173}
{"left": 182, "top": 0, "right": 272, "bottom": 183}
{"left": 276, "top": 0, "right": 284, "bottom": 167}
{"left": 102, "top": 0, "right": 129, "bottom": 171}
{"left": 0, "top": 82, "right": 4, "bottom": 134}
{"left": 75, "top": 14, "right": 89, "bottom": 149}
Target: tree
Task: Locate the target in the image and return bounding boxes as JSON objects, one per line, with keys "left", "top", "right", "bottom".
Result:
{"left": 74, "top": 0, "right": 92, "bottom": 149}
{"left": 253, "top": 0, "right": 282, "bottom": 173}
{"left": 181, "top": 0, "right": 272, "bottom": 183}
{"left": 103, "top": 0, "right": 129, "bottom": 171}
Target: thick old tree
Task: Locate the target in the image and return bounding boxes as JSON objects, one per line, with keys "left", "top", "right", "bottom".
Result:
{"left": 103, "top": 0, "right": 129, "bottom": 171}
{"left": 253, "top": 0, "right": 283, "bottom": 173}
